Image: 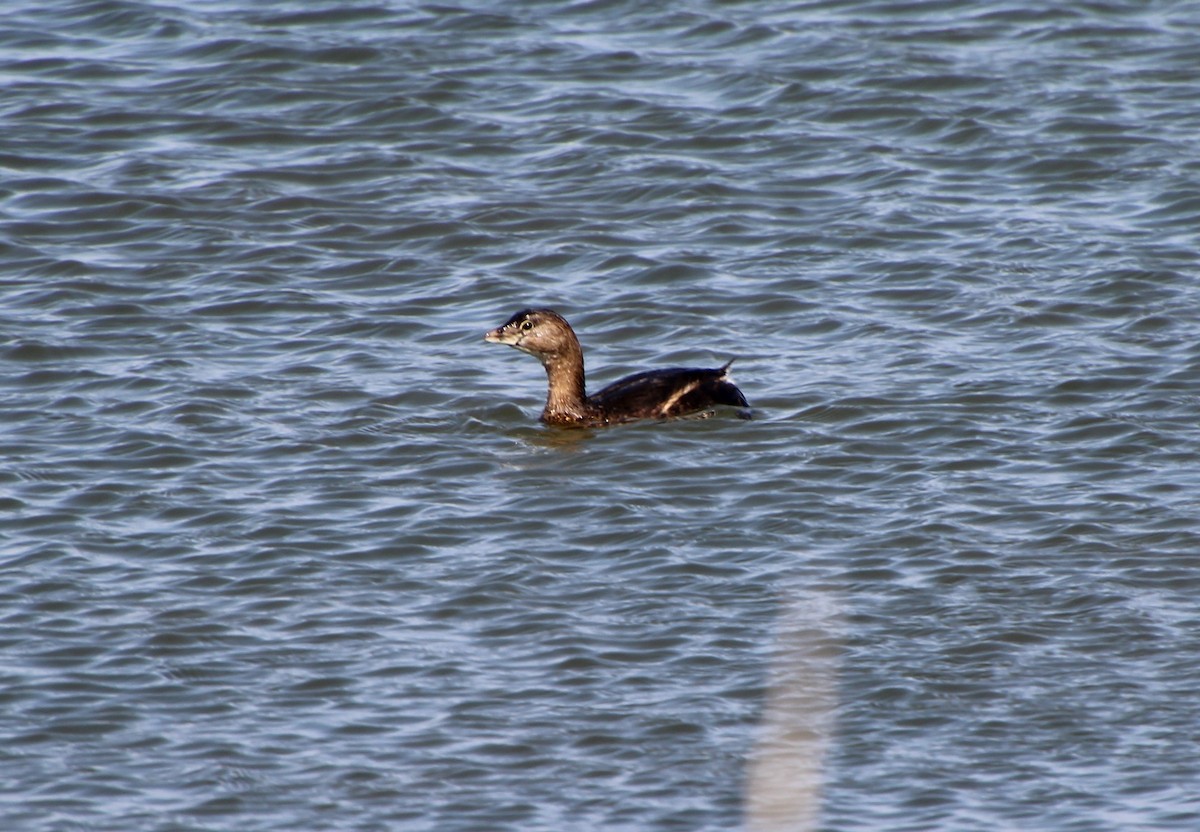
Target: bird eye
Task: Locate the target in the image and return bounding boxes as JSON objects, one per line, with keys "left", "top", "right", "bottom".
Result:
{"left": 521, "top": 320, "right": 533, "bottom": 331}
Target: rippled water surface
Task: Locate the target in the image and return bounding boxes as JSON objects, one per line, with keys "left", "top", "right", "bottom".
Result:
{"left": 4, "top": 1, "right": 1200, "bottom": 830}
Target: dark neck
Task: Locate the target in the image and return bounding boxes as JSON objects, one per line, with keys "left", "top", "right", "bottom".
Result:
{"left": 541, "top": 342, "right": 589, "bottom": 421}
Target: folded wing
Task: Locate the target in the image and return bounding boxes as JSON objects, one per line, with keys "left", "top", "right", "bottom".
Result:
{"left": 590, "top": 364, "right": 749, "bottom": 421}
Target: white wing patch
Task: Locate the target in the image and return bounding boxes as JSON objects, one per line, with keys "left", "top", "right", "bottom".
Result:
{"left": 656, "top": 380, "right": 700, "bottom": 416}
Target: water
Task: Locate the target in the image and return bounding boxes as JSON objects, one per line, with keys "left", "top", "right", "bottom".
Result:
{"left": 3, "top": 1, "right": 1200, "bottom": 830}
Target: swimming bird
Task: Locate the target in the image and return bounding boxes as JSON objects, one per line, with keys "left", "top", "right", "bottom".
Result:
{"left": 485, "top": 308, "right": 749, "bottom": 427}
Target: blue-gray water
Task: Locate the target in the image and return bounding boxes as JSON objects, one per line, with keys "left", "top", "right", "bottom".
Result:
{"left": 4, "top": 2, "right": 1200, "bottom": 830}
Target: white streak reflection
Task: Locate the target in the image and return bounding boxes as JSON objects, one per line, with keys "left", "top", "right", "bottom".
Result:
{"left": 744, "top": 594, "right": 842, "bottom": 832}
